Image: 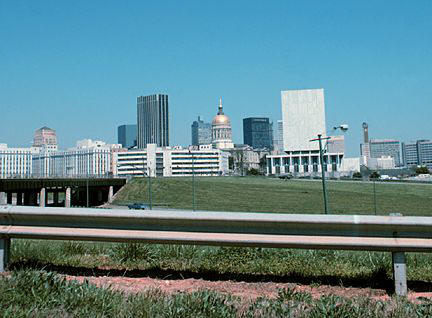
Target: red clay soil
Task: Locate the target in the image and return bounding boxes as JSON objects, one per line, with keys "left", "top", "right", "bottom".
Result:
{"left": 62, "top": 274, "right": 432, "bottom": 303}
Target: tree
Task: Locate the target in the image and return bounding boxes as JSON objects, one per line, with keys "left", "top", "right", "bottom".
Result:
{"left": 415, "top": 166, "right": 430, "bottom": 175}
{"left": 247, "top": 168, "right": 261, "bottom": 176}
{"left": 369, "top": 171, "right": 380, "bottom": 179}
{"left": 352, "top": 172, "right": 362, "bottom": 179}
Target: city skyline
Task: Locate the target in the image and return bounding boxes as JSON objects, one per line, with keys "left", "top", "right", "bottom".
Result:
{"left": 1, "top": 1, "right": 431, "bottom": 156}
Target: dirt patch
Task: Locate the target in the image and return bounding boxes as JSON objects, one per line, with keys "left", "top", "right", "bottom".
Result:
{"left": 62, "top": 274, "right": 432, "bottom": 302}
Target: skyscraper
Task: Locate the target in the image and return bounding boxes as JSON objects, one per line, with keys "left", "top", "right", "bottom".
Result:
{"left": 243, "top": 117, "right": 273, "bottom": 149}
{"left": 191, "top": 116, "right": 212, "bottom": 146}
{"left": 369, "top": 139, "right": 401, "bottom": 166}
{"left": 137, "top": 94, "right": 169, "bottom": 148}
{"left": 33, "top": 126, "right": 58, "bottom": 151}
{"left": 281, "top": 89, "right": 326, "bottom": 152}
{"left": 118, "top": 124, "right": 137, "bottom": 148}
{"left": 402, "top": 140, "right": 432, "bottom": 169}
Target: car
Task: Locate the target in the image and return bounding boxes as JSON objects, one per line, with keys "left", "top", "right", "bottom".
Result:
{"left": 278, "top": 173, "right": 293, "bottom": 180}
{"left": 127, "top": 203, "right": 149, "bottom": 210}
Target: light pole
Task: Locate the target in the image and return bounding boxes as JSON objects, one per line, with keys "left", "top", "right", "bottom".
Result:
{"left": 310, "top": 124, "right": 348, "bottom": 215}
{"left": 189, "top": 149, "right": 196, "bottom": 211}
{"left": 147, "top": 161, "right": 152, "bottom": 210}
{"left": 310, "top": 134, "right": 331, "bottom": 214}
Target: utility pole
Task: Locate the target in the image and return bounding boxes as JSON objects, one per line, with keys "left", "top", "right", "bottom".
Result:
{"left": 310, "top": 134, "right": 331, "bottom": 215}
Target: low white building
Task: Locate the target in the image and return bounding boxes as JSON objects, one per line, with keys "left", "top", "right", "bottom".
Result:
{"left": 32, "top": 139, "right": 121, "bottom": 177}
{"left": 0, "top": 144, "right": 39, "bottom": 178}
{"left": 363, "top": 156, "right": 395, "bottom": 170}
{"left": 113, "top": 144, "right": 229, "bottom": 177}
{"left": 267, "top": 150, "right": 345, "bottom": 177}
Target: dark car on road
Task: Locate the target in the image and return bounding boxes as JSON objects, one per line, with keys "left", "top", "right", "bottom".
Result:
{"left": 278, "top": 173, "right": 293, "bottom": 180}
{"left": 127, "top": 203, "right": 149, "bottom": 210}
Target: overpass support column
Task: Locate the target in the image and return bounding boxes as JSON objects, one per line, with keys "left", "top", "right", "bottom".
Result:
{"left": 65, "top": 187, "right": 71, "bottom": 208}
{"left": 39, "top": 188, "right": 46, "bottom": 207}
{"left": 392, "top": 252, "right": 407, "bottom": 296}
{"left": 0, "top": 238, "right": 10, "bottom": 272}
{"left": 108, "top": 186, "right": 114, "bottom": 203}
{"left": 0, "top": 192, "right": 6, "bottom": 205}
{"left": 53, "top": 191, "right": 59, "bottom": 205}
{"left": 6, "top": 192, "right": 12, "bottom": 204}
{"left": 16, "top": 192, "right": 23, "bottom": 206}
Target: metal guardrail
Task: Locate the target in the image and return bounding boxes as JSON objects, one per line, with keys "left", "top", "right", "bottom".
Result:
{"left": 2, "top": 206, "right": 431, "bottom": 296}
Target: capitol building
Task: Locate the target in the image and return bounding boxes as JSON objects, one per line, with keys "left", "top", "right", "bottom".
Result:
{"left": 212, "top": 98, "right": 234, "bottom": 150}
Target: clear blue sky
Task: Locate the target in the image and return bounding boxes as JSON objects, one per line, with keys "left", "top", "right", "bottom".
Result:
{"left": 1, "top": 1, "right": 431, "bottom": 156}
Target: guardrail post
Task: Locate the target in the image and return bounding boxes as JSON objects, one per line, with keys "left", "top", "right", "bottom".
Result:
{"left": 392, "top": 252, "right": 407, "bottom": 296}
{"left": 0, "top": 238, "right": 10, "bottom": 272}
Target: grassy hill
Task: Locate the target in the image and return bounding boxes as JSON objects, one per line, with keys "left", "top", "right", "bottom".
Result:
{"left": 113, "top": 177, "right": 432, "bottom": 216}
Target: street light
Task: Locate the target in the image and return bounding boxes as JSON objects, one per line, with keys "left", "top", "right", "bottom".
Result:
{"left": 310, "top": 124, "right": 349, "bottom": 214}
{"left": 189, "top": 148, "right": 196, "bottom": 211}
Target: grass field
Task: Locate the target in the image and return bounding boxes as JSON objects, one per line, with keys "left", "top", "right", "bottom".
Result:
{"left": 113, "top": 176, "right": 432, "bottom": 216}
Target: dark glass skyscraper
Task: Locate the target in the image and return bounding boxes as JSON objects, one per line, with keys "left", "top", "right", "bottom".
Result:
{"left": 191, "top": 116, "right": 212, "bottom": 146}
{"left": 243, "top": 117, "right": 273, "bottom": 149}
{"left": 137, "top": 94, "right": 169, "bottom": 148}
{"left": 118, "top": 124, "right": 137, "bottom": 148}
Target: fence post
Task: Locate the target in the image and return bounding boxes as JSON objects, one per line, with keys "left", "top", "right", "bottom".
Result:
{"left": 390, "top": 212, "right": 407, "bottom": 296}
{"left": 0, "top": 238, "right": 10, "bottom": 272}
{"left": 392, "top": 252, "right": 407, "bottom": 296}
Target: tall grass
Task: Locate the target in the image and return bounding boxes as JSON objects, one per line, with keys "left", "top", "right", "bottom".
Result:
{"left": 1, "top": 270, "right": 431, "bottom": 317}
{"left": 10, "top": 240, "right": 432, "bottom": 285}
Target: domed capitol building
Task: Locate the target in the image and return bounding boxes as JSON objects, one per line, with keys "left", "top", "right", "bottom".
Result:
{"left": 212, "top": 97, "right": 234, "bottom": 150}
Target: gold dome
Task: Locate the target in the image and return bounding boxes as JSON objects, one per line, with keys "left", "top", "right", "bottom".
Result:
{"left": 212, "top": 97, "right": 231, "bottom": 125}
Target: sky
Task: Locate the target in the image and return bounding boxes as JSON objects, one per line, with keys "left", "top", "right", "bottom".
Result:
{"left": 1, "top": 1, "right": 431, "bottom": 156}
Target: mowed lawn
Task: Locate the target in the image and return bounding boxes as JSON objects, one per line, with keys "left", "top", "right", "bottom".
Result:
{"left": 113, "top": 177, "right": 432, "bottom": 216}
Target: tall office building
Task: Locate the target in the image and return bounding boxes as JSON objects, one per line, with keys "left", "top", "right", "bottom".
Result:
{"left": 402, "top": 140, "right": 432, "bottom": 170}
{"left": 402, "top": 142, "right": 419, "bottom": 166}
{"left": 277, "top": 120, "right": 284, "bottom": 150}
{"left": 118, "top": 124, "right": 137, "bottom": 148}
{"left": 418, "top": 140, "right": 432, "bottom": 170}
{"left": 33, "top": 126, "right": 58, "bottom": 151}
{"left": 281, "top": 89, "right": 326, "bottom": 152}
{"left": 369, "top": 139, "right": 401, "bottom": 166}
{"left": 137, "top": 94, "right": 169, "bottom": 148}
{"left": 191, "top": 116, "right": 212, "bottom": 146}
{"left": 243, "top": 117, "right": 273, "bottom": 149}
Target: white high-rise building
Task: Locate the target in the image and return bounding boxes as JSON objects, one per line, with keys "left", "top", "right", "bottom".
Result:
{"left": 0, "top": 144, "right": 38, "bottom": 178}
{"left": 268, "top": 88, "right": 351, "bottom": 177}
{"left": 32, "top": 140, "right": 121, "bottom": 177}
{"left": 113, "top": 144, "right": 229, "bottom": 177}
{"left": 281, "top": 88, "right": 326, "bottom": 152}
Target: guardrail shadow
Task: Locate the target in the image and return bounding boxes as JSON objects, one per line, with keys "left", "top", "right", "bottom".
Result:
{"left": 10, "top": 259, "right": 432, "bottom": 294}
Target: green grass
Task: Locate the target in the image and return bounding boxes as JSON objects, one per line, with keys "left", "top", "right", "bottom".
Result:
{"left": 1, "top": 270, "right": 432, "bottom": 317}
{"left": 113, "top": 177, "right": 432, "bottom": 216}
{"left": 10, "top": 240, "right": 432, "bottom": 285}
